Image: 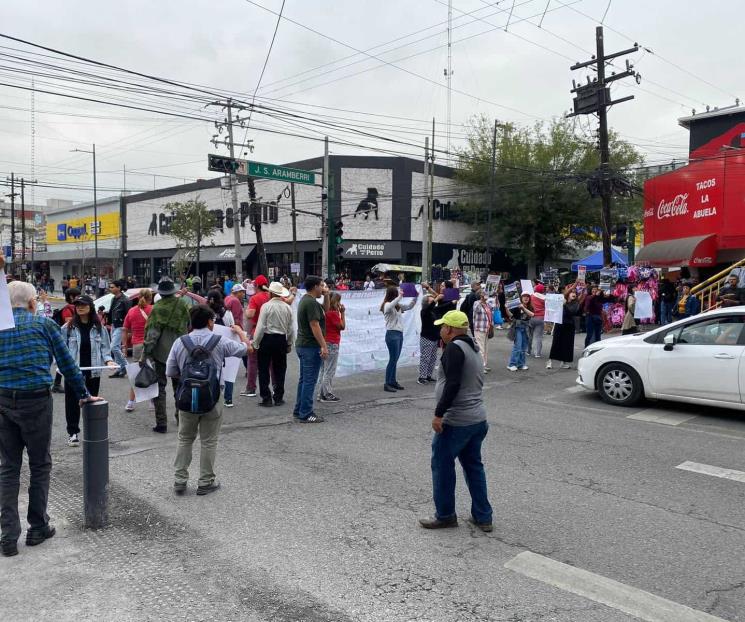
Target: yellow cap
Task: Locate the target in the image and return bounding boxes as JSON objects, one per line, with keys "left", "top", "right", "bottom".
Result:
{"left": 434, "top": 310, "right": 469, "bottom": 328}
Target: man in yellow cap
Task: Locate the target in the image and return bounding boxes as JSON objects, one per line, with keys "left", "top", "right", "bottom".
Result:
{"left": 419, "top": 310, "right": 493, "bottom": 532}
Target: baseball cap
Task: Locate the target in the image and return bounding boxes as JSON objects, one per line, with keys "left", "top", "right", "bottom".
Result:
{"left": 434, "top": 310, "right": 469, "bottom": 328}
{"left": 231, "top": 283, "right": 246, "bottom": 293}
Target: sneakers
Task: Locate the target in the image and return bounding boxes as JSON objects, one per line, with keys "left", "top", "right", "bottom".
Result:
{"left": 26, "top": 524, "right": 55, "bottom": 546}
{"left": 483, "top": 367, "right": 491, "bottom": 374}
{"left": 196, "top": 481, "right": 221, "bottom": 496}
{"left": 173, "top": 482, "right": 186, "bottom": 496}
{"left": 533, "top": 354, "right": 542, "bottom": 359}
{"left": 467, "top": 518, "right": 494, "bottom": 533}
{"left": 520, "top": 366, "right": 529, "bottom": 371}
{"left": 384, "top": 384, "right": 397, "bottom": 392}
{"left": 125, "top": 400, "right": 136, "bottom": 412}
{"left": 417, "top": 378, "right": 428, "bottom": 385}
{"left": 67, "top": 434, "right": 80, "bottom": 447}
{"left": 545, "top": 361, "right": 553, "bottom": 369}
{"left": 319, "top": 394, "right": 340, "bottom": 402}
{"left": 418, "top": 516, "right": 458, "bottom": 530}
{"left": 1, "top": 539, "right": 18, "bottom": 557}
{"left": 560, "top": 363, "right": 572, "bottom": 369}
{"left": 507, "top": 366, "right": 518, "bottom": 372}
{"left": 224, "top": 400, "right": 234, "bottom": 408}
{"left": 298, "top": 414, "right": 324, "bottom": 423}
{"left": 240, "top": 389, "right": 257, "bottom": 398}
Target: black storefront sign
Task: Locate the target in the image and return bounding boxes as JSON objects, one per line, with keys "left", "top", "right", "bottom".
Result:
{"left": 147, "top": 203, "right": 280, "bottom": 237}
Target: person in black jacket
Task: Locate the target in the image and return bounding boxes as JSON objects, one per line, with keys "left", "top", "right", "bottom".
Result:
{"left": 459, "top": 282, "right": 482, "bottom": 335}
{"left": 108, "top": 279, "right": 131, "bottom": 378}
{"left": 418, "top": 295, "right": 440, "bottom": 384}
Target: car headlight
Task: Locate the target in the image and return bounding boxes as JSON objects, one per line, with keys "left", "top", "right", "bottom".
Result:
{"left": 582, "top": 347, "right": 603, "bottom": 358}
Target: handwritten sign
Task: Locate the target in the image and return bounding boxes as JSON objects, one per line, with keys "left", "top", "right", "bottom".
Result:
{"left": 545, "top": 294, "right": 565, "bottom": 324}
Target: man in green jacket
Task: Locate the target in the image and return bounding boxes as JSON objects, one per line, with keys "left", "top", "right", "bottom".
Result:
{"left": 141, "top": 277, "right": 190, "bottom": 433}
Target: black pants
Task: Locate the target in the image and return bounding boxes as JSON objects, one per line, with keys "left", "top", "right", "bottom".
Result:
{"left": 64, "top": 375, "right": 101, "bottom": 436}
{"left": 257, "top": 334, "right": 287, "bottom": 403}
{"left": 0, "top": 392, "right": 53, "bottom": 544}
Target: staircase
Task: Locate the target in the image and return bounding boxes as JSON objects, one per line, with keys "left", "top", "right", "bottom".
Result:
{"left": 689, "top": 258, "right": 745, "bottom": 312}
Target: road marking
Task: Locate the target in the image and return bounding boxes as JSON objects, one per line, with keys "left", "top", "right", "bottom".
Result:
{"left": 627, "top": 410, "right": 697, "bottom": 426}
{"left": 676, "top": 460, "right": 745, "bottom": 484}
{"left": 504, "top": 551, "right": 727, "bottom": 622}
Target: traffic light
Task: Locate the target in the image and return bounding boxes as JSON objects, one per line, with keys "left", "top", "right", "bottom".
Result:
{"left": 612, "top": 224, "right": 628, "bottom": 247}
{"left": 334, "top": 218, "right": 345, "bottom": 263}
{"left": 207, "top": 154, "right": 240, "bottom": 174}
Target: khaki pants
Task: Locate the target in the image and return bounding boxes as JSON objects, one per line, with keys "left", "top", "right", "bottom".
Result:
{"left": 173, "top": 406, "right": 223, "bottom": 487}
{"left": 474, "top": 330, "right": 489, "bottom": 368}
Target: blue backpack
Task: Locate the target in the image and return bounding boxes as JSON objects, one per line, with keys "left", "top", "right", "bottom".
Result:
{"left": 175, "top": 335, "right": 222, "bottom": 414}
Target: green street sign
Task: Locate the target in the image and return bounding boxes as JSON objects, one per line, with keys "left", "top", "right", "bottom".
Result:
{"left": 247, "top": 161, "right": 316, "bottom": 185}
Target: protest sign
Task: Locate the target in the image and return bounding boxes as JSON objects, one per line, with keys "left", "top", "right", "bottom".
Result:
{"left": 505, "top": 282, "right": 521, "bottom": 309}
{"left": 400, "top": 282, "right": 417, "bottom": 297}
{"left": 520, "top": 280, "right": 534, "bottom": 296}
{"left": 577, "top": 265, "right": 587, "bottom": 282}
{"left": 545, "top": 294, "right": 565, "bottom": 324}
{"left": 485, "top": 274, "right": 501, "bottom": 296}
{"left": 599, "top": 268, "right": 616, "bottom": 292}
{"left": 0, "top": 269, "right": 14, "bottom": 330}
{"left": 634, "top": 291, "right": 654, "bottom": 320}
{"left": 212, "top": 324, "right": 242, "bottom": 384}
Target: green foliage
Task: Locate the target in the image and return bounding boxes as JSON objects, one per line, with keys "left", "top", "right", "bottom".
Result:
{"left": 456, "top": 116, "right": 644, "bottom": 270}
{"left": 166, "top": 198, "right": 216, "bottom": 275}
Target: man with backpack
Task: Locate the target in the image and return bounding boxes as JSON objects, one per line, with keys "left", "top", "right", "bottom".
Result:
{"left": 166, "top": 304, "right": 249, "bottom": 496}
{"left": 51, "top": 287, "right": 80, "bottom": 393}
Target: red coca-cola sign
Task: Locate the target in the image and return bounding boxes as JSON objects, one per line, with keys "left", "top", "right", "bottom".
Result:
{"left": 656, "top": 193, "right": 689, "bottom": 220}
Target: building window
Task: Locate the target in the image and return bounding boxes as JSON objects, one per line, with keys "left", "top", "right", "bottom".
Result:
{"left": 133, "top": 258, "right": 151, "bottom": 286}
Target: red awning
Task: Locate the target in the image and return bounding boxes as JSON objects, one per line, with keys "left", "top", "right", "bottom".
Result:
{"left": 635, "top": 234, "right": 718, "bottom": 267}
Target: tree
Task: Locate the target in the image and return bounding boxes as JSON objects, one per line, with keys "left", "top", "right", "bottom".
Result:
{"left": 456, "top": 116, "right": 643, "bottom": 277}
{"left": 166, "top": 198, "right": 216, "bottom": 279}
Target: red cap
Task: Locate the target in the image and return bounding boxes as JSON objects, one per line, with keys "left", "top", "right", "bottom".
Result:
{"left": 534, "top": 283, "right": 545, "bottom": 293}
{"left": 254, "top": 275, "right": 269, "bottom": 290}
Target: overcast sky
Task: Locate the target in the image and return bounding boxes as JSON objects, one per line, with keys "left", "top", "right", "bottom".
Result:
{"left": 0, "top": 0, "right": 740, "bottom": 207}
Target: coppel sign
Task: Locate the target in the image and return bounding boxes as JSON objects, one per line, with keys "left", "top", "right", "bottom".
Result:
{"left": 56, "top": 223, "right": 89, "bottom": 242}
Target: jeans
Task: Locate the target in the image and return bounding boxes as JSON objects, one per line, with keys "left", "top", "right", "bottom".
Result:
{"left": 508, "top": 325, "right": 528, "bottom": 368}
{"left": 110, "top": 326, "right": 127, "bottom": 372}
{"left": 431, "top": 421, "right": 492, "bottom": 524}
{"left": 317, "top": 343, "right": 340, "bottom": 397}
{"left": 584, "top": 314, "right": 603, "bottom": 347}
{"left": 173, "top": 406, "right": 223, "bottom": 487}
{"left": 293, "top": 346, "right": 323, "bottom": 420}
{"left": 258, "top": 334, "right": 288, "bottom": 403}
{"left": 223, "top": 381, "right": 234, "bottom": 403}
{"left": 0, "top": 392, "right": 53, "bottom": 544}
{"left": 528, "top": 317, "right": 544, "bottom": 357}
{"left": 64, "top": 375, "right": 100, "bottom": 436}
{"left": 660, "top": 301, "right": 674, "bottom": 326}
{"left": 385, "top": 330, "right": 404, "bottom": 386}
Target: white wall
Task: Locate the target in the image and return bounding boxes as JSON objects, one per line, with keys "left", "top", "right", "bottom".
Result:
{"left": 339, "top": 168, "right": 393, "bottom": 240}
{"left": 409, "top": 172, "right": 473, "bottom": 244}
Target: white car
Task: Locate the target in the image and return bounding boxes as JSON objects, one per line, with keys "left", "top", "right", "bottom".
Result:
{"left": 576, "top": 305, "right": 745, "bottom": 410}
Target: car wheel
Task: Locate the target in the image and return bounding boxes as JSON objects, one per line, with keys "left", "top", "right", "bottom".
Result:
{"left": 597, "top": 363, "right": 643, "bottom": 407}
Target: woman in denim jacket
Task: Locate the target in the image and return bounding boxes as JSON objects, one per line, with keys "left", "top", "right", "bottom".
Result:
{"left": 62, "top": 294, "right": 117, "bottom": 446}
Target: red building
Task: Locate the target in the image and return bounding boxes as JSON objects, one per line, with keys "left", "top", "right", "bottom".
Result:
{"left": 638, "top": 105, "right": 745, "bottom": 275}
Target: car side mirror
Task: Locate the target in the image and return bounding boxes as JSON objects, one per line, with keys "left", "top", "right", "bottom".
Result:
{"left": 663, "top": 333, "right": 676, "bottom": 351}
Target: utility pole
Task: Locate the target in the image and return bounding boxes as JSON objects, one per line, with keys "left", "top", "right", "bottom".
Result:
{"left": 422, "top": 137, "right": 431, "bottom": 283}
{"left": 225, "top": 100, "right": 243, "bottom": 279}
{"left": 321, "top": 136, "right": 329, "bottom": 279}
{"left": 5, "top": 173, "right": 17, "bottom": 274}
{"left": 71, "top": 144, "right": 99, "bottom": 273}
{"left": 290, "top": 182, "right": 298, "bottom": 265}
{"left": 20, "top": 178, "right": 25, "bottom": 268}
{"left": 486, "top": 119, "right": 498, "bottom": 261}
{"left": 427, "top": 120, "right": 435, "bottom": 282}
{"left": 569, "top": 26, "right": 639, "bottom": 266}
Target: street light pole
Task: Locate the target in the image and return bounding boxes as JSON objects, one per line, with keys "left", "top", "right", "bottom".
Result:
{"left": 71, "top": 144, "right": 99, "bottom": 275}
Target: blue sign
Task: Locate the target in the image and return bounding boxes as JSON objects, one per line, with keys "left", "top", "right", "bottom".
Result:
{"left": 57, "top": 224, "right": 67, "bottom": 242}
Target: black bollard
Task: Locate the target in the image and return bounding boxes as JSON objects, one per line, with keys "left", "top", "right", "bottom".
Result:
{"left": 82, "top": 400, "right": 109, "bottom": 529}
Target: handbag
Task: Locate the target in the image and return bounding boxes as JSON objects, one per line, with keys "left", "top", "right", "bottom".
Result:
{"left": 134, "top": 363, "right": 158, "bottom": 388}
{"left": 492, "top": 307, "right": 503, "bottom": 326}
{"left": 487, "top": 324, "right": 495, "bottom": 339}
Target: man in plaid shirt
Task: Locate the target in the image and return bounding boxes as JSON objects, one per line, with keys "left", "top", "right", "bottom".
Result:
{"left": 0, "top": 261, "right": 100, "bottom": 557}
{"left": 471, "top": 291, "right": 493, "bottom": 373}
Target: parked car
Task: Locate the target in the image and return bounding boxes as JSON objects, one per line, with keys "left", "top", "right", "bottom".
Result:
{"left": 576, "top": 306, "right": 745, "bottom": 410}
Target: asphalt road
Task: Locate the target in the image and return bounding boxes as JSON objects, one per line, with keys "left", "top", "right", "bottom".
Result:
{"left": 4, "top": 331, "right": 745, "bottom": 621}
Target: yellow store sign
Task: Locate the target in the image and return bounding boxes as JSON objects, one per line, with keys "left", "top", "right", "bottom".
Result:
{"left": 46, "top": 212, "right": 120, "bottom": 245}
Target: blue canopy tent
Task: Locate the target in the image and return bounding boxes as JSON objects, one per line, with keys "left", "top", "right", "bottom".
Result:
{"left": 571, "top": 248, "right": 628, "bottom": 272}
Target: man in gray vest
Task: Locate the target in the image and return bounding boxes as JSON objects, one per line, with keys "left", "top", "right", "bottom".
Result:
{"left": 419, "top": 310, "right": 493, "bottom": 532}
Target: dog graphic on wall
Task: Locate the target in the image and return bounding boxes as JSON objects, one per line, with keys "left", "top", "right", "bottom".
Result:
{"left": 354, "top": 188, "right": 379, "bottom": 220}
{"left": 445, "top": 249, "right": 460, "bottom": 270}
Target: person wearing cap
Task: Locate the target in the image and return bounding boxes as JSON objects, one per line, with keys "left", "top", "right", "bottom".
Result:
{"left": 242, "top": 274, "right": 270, "bottom": 398}
{"left": 251, "top": 282, "right": 295, "bottom": 407}
{"left": 107, "top": 279, "right": 131, "bottom": 378}
{"left": 190, "top": 276, "right": 204, "bottom": 297}
{"left": 51, "top": 286, "right": 81, "bottom": 393}
{"left": 0, "top": 267, "right": 101, "bottom": 557}
{"left": 224, "top": 283, "right": 246, "bottom": 329}
{"left": 141, "top": 277, "right": 190, "bottom": 433}
{"left": 419, "top": 310, "right": 493, "bottom": 532}
{"left": 61, "top": 295, "right": 117, "bottom": 446}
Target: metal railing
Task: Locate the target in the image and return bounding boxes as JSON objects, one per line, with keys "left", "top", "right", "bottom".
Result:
{"left": 689, "top": 257, "right": 745, "bottom": 312}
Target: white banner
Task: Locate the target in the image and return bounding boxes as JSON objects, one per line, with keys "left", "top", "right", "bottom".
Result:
{"left": 634, "top": 291, "right": 654, "bottom": 320}
{"left": 545, "top": 294, "right": 565, "bottom": 324}
{"left": 212, "top": 324, "right": 242, "bottom": 384}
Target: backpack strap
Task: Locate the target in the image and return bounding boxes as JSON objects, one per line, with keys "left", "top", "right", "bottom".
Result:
{"left": 180, "top": 335, "right": 196, "bottom": 354}
{"left": 203, "top": 334, "right": 222, "bottom": 353}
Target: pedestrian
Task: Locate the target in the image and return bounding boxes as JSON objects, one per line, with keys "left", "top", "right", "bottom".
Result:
{"left": 418, "top": 294, "right": 441, "bottom": 384}
{"left": 107, "top": 279, "right": 131, "bottom": 378}
{"left": 141, "top": 277, "right": 190, "bottom": 433}
{"left": 123, "top": 288, "right": 154, "bottom": 412}
{"left": 546, "top": 286, "right": 582, "bottom": 369}
{"left": 471, "top": 290, "right": 493, "bottom": 374}
{"left": 676, "top": 283, "right": 701, "bottom": 319}
{"left": 317, "top": 292, "right": 345, "bottom": 402}
{"left": 527, "top": 283, "right": 546, "bottom": 358}
{"left": 582, "top": 286, "right": 606, "bottom": 347}
{"left": 190, "top": 276, "right": 204, "bottom": 297}
{"left": 252, "top": 281, "right": 295, "bottom": 407}
{"left": 621, "top": 286, "right": 638, "bottom": 335}
{"left": 167, "top": 304, "right": 249, "bottom": 496}
{"left": 381, "top": 285, "right": 417, "bottom": 392}
{"left": 97, "top": 273, "right": 107, "bottom": 298}
{"left": 224, "top": 283, "right": 246, "bottom": 329}
{"left": 459, "top": 282, "right": 482, "bottom": 335}
{"left": 506, "top": 293, "right": 534, "bottom": 371}
{"left": 0, "top": 275, "right": 100, "bottom": 557}
{"left": 223, "top": 275, "right": 235, "bottom": 298}
{"left": 418, "top": 310, "right": 492, "bottom": 532}
{"left": 658, "top": 276, "right": 677, "bottom": 325}
{"left": 51, "top": 287, "right": 80, "bottom": 394}
{"left": 62, "top": 295, "right": 117, "bottom": 446}
{"left": 35, "top": 289, "right": 52, "bottom": 319}
{"left": 242, "top": 274, "right": 270, "bottom": 398}
{"left": 206, "top": 290, "right": 236, "bottom": 408}
{"left": 293, "top": 276, "right": 330, "bottom": 423}
{"left": 364, "top": 275, "right": 375, "bottom": 291}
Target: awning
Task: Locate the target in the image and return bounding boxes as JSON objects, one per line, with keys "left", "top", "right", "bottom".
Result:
{"left": 570, "top": 248, "right": 629, "bottom": 272}
{"left": 171, "top": 245, "right": 255, "bottom": 263}
{"left": 370, "top": 263, "right": 422, "bottom": 274}
{"left": 635, "top": 234, "right": 717, "bottom": 267}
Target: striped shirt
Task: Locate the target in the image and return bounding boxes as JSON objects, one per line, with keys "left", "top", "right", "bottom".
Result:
{"left": 0, "top": 308, "right": 89, "bottom": 398}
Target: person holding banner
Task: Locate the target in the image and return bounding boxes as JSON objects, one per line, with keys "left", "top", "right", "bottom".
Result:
{"left": 123, "top": 288, "right": 154, "bottom": 413}
{"left": 506, "top": 293, "right": 534, "bottom": 371}
{"left": 527, "top": 283, "right": 546, "bottom": 358}
{"left": 61, "top": 295, "right": 117, "bottom": 446}
{"left": 546, "top": 287, "right": 582, "bottom": 369}
{"left": 381, "top": 285, "right": 417, "bottom": 392}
